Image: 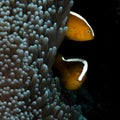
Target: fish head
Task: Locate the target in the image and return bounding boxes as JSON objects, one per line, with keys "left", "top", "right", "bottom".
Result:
{"left": 66, "top": 11, "right": 94, "bottom": 41}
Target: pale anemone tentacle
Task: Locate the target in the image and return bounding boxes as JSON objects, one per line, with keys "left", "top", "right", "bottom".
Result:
{"left": 0, "top": 0, "right": 86, "bottom": 119}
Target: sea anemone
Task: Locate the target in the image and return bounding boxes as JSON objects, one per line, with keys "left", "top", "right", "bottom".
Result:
{"left": 0, "top": 0, "right": 86, "bottom": 119}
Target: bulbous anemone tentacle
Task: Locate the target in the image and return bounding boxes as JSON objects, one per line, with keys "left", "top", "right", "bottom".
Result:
{"left": 0, "top": 0, "right": 86, "bottom": 120}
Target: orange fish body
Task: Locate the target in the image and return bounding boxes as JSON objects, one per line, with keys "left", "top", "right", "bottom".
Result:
{"left": 53, "top": 54, "right": 88, "bottom": 90}
{"left": 53, "top": 11, "right": 94, "bottom": 90}
{"left": 66, "top": 11, "right": 94, "bottom": 41}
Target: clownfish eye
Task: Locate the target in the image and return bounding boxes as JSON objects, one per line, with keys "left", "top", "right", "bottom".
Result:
{"left": 87, "top": 30, "right": 91, "bottom": 34}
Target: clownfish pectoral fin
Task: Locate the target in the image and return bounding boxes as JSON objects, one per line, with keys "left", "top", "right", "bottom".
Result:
{"left": 66, "top": 11, "right": 94, "bottom": 41}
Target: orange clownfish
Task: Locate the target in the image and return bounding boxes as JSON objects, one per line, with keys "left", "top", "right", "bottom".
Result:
{"left": 53, "top": 54, "right": 88, "bottom": 90}
{"left": 66, "top": 11, "right": 94, "bottom": 41}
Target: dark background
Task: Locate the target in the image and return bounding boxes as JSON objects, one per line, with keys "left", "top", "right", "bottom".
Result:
{"left": 59, "top": 0, "right": 118, "bottom": 119}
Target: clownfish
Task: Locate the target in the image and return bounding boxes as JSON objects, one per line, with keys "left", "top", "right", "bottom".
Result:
{"left": 53, "top": 54, "right": 88, "bottom": 90}
{"left": 66, "top": 11, "right": 94, "bottom": 41}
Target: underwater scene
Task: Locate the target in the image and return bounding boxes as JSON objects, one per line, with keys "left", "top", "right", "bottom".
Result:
{"left": 58, "top": 0, "right": 116, "bottom": 119}
{"left": 0, "top": 0, "right": 116, "bottom": 119}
